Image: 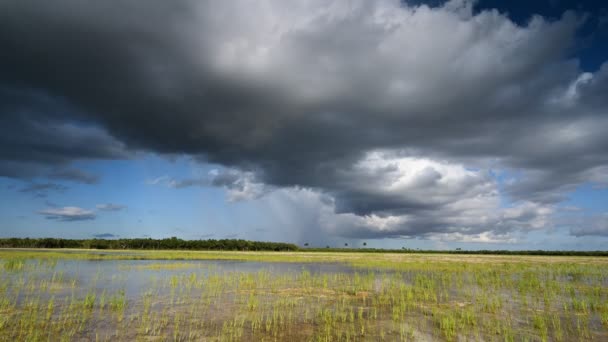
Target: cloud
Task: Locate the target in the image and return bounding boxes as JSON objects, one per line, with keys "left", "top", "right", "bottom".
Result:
{"left": 327, "top": 151, "right": 496, "bottom": 216}
{"left": 0, "top": 87, "right": 129, "bottom": 181}
{"left": 1, "top": 0, "right": 608, "bottom": 240}
{"left": 38, "top": 206, "right": 96, "bottom": 221}
{"left": 249, "top": 162, "right": 553, "bottom": 243}
{"left": 569, "top": 213, "right": 608, "bottom": 237}
{"left": 92, "top": 233, "right": 118, "bottom": 238}
{"left": 19, "top": 182, "right": 68, "bottom": 197}
{"left": 155, "top": 168, "right": 268, "bottom": 201}
{"left": 96, "top": 203, "right": 126, "bottom": 211}
{"left": 33, "top": 201, "right": 124, "bottom": 222}
{"left": 146, "top": 176, "right": 169, "bottom": 185}
{"left": 49, "top": 168, "right": 100, "bottom": 184}
{"left": 428, "top": 232, "right": 518, "bottom": 244}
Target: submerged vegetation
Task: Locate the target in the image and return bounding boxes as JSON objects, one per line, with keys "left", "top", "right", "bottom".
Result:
{"left": 0, "top": 250, "right": 607, "bottom": 341}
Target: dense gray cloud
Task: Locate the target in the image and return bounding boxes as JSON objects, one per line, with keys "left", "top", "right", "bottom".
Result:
{"left": 0, "top": 88, "right": 128, "bottom": 180}
{"left": 2, "top": 0, "right": 608, "bottom": 239}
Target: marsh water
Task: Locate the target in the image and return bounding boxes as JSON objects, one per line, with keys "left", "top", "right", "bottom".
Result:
{"left": 6, "top": 259, "right": 360, "bottom": 302}
{"left": 1, "top": 252, "right": 607, "bottom": 341}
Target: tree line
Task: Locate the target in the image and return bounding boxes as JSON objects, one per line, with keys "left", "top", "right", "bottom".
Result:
{"left": 302, "top": 247, "right": 608, "bottom": 256}
{"left": 0, "top": 237, "right": 606, "bottom": 256}
{"left": 0, "top": 237, "right": 298, "bottom": 251}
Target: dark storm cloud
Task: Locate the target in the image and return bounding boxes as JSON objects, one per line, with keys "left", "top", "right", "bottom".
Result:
{"left": 2, "top": 0, "right": 608, "bottom": 238}
{"left": 0, "top": 88, "right": 129, "bottom": 180}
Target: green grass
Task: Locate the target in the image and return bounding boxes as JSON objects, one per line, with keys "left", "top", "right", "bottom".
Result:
{"left": 0, "top": 250, "right": 607, "bottom": 341}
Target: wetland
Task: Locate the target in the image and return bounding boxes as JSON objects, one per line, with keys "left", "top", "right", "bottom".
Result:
{"left": 1, "top": 250, "right": 607, "bottom": 341}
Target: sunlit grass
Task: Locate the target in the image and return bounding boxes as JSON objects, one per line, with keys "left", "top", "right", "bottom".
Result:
{"left": 0, "top": 250, "right": 607, "bottom": 341}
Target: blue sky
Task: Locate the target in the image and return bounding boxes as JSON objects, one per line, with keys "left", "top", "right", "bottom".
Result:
{"left": 1, "top": 0, "right": 608, "bottom": 250}
{"left": 1, "top": 156, "right": 301, "bottom": 242}
{"left": 2, "top": 154, "right": 607, "bottom": 250}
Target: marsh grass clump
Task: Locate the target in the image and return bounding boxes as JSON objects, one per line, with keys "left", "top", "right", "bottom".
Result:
{"left": 0, "top": 251, "right": 607, "bottom": 341}
{"left": 3, "top": 258, "right": 25, "bottom": 271}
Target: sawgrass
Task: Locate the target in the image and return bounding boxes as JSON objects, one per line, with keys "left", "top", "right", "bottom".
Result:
{"left": 1, "top": 250, "right": 607, "bottom": 341}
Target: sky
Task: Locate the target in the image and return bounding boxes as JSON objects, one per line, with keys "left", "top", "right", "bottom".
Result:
{"left": 1, "top": 0, "right": 608, "bottom": 250}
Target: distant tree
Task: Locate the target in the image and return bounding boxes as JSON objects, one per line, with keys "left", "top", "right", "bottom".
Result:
{"left": 304, "top": 243, "right": 309, "bottom": 247}
{"left": 3, "top": 238, "right": 608, "bottom": 256}
{"left": 344, "top": 243, "right": 348, "bottom": 247}
{"left": 363, "top": 242, "right": 367, "bottom": 247}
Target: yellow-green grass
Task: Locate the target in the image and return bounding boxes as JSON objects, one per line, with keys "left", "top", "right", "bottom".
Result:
{"left": 2, "top": 248, "right": 608, "bottom": 264}
{"left": 1, "top": 249, "right": 607, "bottom": 341}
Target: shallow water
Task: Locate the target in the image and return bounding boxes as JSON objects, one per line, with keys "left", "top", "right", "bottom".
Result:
{"left": 1, "top": 254, "right": 607, "bottom": 341}
{"left": 3, "top": 259, "right": 360, "bottom": 301}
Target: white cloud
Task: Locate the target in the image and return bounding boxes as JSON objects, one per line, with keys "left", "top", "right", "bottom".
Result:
{"left": 429, "top": 232, "right": 518, "bottom": 244}
{"left": 149, "top": 168, "right": 269, "bottom": 201}
{"left": 38, "top": 206, "right": 96, "bottom": 221}
{"left": 248, "top": 153, "right": 554, "bottom": 243}
{"left": 146, "top": 176, "right": 169, "bottom": 186}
